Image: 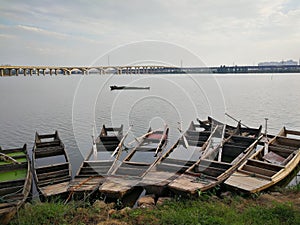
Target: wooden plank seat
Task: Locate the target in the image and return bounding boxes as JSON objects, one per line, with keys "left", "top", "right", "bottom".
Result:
{"left": 268, "top": 145, "right": 295, "bottom": 157}
{"left": 96, "top": 143, "right": 118, "bottom": 151}
{"left": 34, "top": 146, "right": 64, "bottom": 158}
{"left": 37, "top": 168, "right": 70, "bottom": 181}
{"left": 162, "top": 158, "right": 196, "bottom": 167}
{"left": 156, "top": 163, "right": 190, "bottom": 173}
{"left": 38, "top": 134, "right": 56, "bottom": 139}
{"left": 0, "top": 184, "right": 25, "bottom": 196}
{"left": 185, "top": 130, "right": 211, "bottom": 137}
{"left": 227, "top": 136, "right": 256, "bottom": 146}
{"left": 1, "top": 193, "right": 24, "bottom": 202}
{"left": 275, "top": 136, "right": 300, "bottom": 148}
{"left": 36, "top": 140, "right": 61, "bottom": 148}
{"left": 245, "top": 159, "right": 284, "bottom": 172}
{"left": 238, "top": 169, "right": 273, "bottom": 180}
{"left": 198, "top": 159, "right": 232, "bottom": 170}
{"left": 100, "top": 136, "right": 122, "bottom": 143}
{"left": 241, "top": 164, "right": 277, "bottom": 177}
{"left": 35, "top": 162, "right": 69, "bottom": 174}
{"left": 143, "top": 138, "right": 162, "bottom": 143}
{"left": 0, "top": 162, "right": 27, "bottom": 171}
{"left": 79, "top": 165, "right": 113, "bottom": 175}
{"left": 115, "top": 166, "right": 148, "bottom": 177}
{"left": 263, "top": 151, "right": 285, "bottom": 165}
{"left": 38, "top": 175, "right": 71, "bottom": 187}
{"left": 195, "top": 164, "right": 228, "bottom": 178}
{"left": 134, "top": 146, "right": 157, "bottom": 152}
{"left": 83, "top": 160, "right": 114, "bottom": 167}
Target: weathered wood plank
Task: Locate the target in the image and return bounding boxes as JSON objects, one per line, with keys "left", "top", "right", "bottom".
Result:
{"left": 242, "top": 164, "right": 276, "bottom": 177}
{"left": 247, "top": 159, "right": 284, "bottom": 171}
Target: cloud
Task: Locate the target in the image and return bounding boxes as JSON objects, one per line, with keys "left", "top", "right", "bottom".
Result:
{"left": 0, "top": 0, "right": 299, "bottom": 66}
{"left": 17, "top": 25, "right": 68, "bottom": 39}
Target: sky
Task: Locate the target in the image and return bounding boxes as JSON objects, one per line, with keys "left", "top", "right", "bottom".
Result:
{"left": 0, "top": 0, "right": 300, "bottom": 66}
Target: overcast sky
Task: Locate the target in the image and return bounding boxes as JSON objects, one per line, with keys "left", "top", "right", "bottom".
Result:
{"left": 1, "top": 0, "right": 300, "bottom": 66}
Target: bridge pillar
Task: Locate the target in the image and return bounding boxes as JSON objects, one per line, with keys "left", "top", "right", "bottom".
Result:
{"left": 29, "top": 69, "right": 33, "bottom": 76}
{"left": 9, "top": 69, "right": 13, "bottom": 76}
{"left": 55, "top": 69, "right": 58, "bottom": 75}
{"left": 49, "top": 69, "right": 53, "bottom": 75}
{"left": 16, "top": 69, "right": 19, "bottom": 76}
{"left": 43, "top": 69, "right": 46, "bottom": 76}
{"left": 0, "top": 69, "right": 3, "bottom": 76}
{"left": 81, "top": 69, "right": 87, "bottom": 75}
{"left": 37, "top": 69, "right": 40, "bottom": 76}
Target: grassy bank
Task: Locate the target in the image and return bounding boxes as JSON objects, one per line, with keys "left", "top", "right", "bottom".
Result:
{"left": 10, "top": 185, "right": 300, "bottom": 225}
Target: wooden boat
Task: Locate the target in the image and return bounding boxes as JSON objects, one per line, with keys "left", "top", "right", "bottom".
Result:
{"left": 0, "top": 144, "right": 32, "bottom": 225}
{"left": 110, "top": 85, "right": 150, "bottom": 90}
{"left": 198, "top": 116, "right": 262, "bottom": 138}
{"left": 140, "top": 121, "right": 218, "bottom": 196}
{"left": 32, "top": 131, "right": 71, "bottom": 200}
{"left": 168, "top": 124, "right": 262, "bottom": 196}
{"left": 224, "top": 127, "right": 300, "bottom": 193}
{"left": 98, "top": 126, "right": 169, "bottom": 200}
{"left": 68, "top": 125, "right": 124, "bottom": 199}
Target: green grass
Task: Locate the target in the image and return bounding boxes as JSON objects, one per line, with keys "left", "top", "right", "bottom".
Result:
{"left": 10, "top": 201, "right": 75, "bottom": 225}
{"left": 9, "top": 191, "right": 300, "bottom": 225}
{"left": 123, "top": 196, "right": 300, "bottom": 225}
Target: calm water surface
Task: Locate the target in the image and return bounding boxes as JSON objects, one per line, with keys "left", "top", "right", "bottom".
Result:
{"left": 0, "top": 73, "right": 299, "bottom": 184}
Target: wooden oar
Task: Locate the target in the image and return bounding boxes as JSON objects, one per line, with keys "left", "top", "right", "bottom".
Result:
{"left": 154, "top": 125, "right": 169, "bottom": 157}
{"left": 111, "top": 125, "right": 132, "bottom": 158}
{"left": 225, "top": 112, "right": 249, "bottom": 128}
{"left": 0, "top": 152, "right": 21, "bottom": 164}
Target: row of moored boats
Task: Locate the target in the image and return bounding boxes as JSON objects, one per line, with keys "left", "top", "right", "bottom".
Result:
{"left": 1, "top": 117, "right": 300, "bottom": 224}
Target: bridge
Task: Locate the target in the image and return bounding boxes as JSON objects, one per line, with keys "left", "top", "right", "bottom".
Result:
{"left": 0, "top": 65, "right": 169, "bottom": 76}
{"left": 1, "top": 65, "right": 300, "bottom": 76}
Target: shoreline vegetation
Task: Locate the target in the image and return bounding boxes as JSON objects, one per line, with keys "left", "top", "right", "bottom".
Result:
{"left": 10, "top": 184, "right": 300, "bottom": 225}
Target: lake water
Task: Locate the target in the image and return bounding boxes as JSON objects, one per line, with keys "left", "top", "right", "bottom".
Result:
{"left": 1, "top": 73, "right": 299, "bottom": 185}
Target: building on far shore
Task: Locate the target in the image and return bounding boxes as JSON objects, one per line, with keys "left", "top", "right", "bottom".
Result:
{"left": 258, "top": 60, "right": 298, "bottom": 66}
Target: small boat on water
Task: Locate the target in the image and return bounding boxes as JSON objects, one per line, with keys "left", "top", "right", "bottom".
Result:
{"left": 32, "top": 131, "right": 71, "bottom": 200}
{"left": 110, "top": 85, "right": 150, "bottom": 91}
{"left": 99, "top": 126, "right": 169, "bottom": 200}
{"left": 68, "top": 125, "right": 124, "bottom": 200}
{"left": 0, "top": 144, "right": 32, "bottom": 225}
{"left": 225, "top": 127, "right": 300, "bottom": 193}
{"left": 140, "top": 121, "right": 217, "bottom": 196}
{"left": 168, "top": 121, "right": 262, "bottom": 196}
